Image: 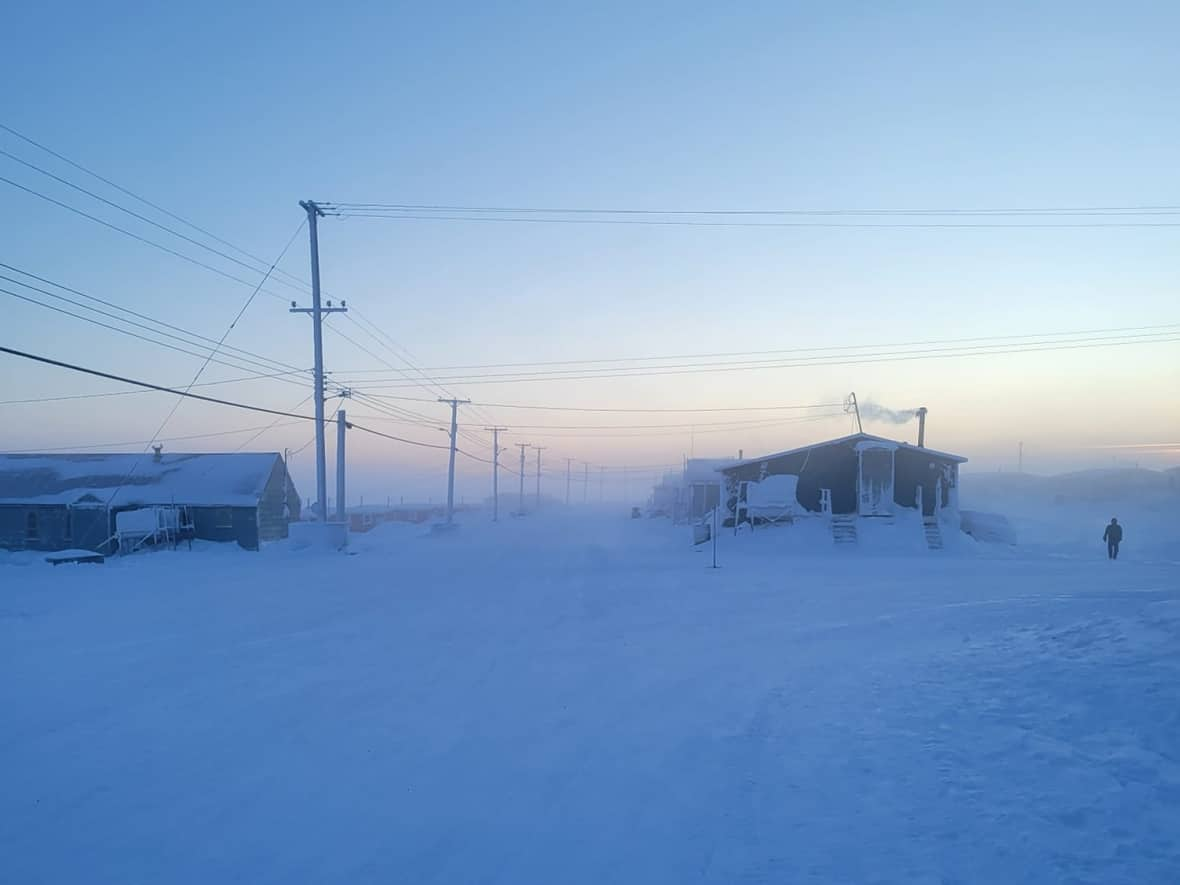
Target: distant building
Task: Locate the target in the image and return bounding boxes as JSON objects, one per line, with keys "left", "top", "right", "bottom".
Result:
{"left": 0, "top": 452, "right": 300, "bottom": 553}
{"left": 647, "top": 458, "right": 733, "bottom": 523}
{"left": 718, "top": 432, "right": 967, "bottom": 527}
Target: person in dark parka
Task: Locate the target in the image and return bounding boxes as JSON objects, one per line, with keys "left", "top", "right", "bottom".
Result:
{"left": 1103, "top": 518, "right": 1123, "bottom": 560}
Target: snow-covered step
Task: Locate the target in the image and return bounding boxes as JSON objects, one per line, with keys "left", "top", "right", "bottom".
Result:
{"left": 923, "top": 519, "right": 944, "bottom": 550}
{"left": 831, "top": 516, "right": 859, "bottom": 545}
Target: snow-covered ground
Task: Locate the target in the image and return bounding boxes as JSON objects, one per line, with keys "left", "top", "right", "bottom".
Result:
{"left": 3, "top": 510, "right": 1179, "bottom": 884}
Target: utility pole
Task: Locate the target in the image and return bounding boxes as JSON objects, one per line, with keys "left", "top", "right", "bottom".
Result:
{"left": 291, "top": 200, "right": 346, "bottom": 521}
{"left": 485, "top": 426, "right": 508, "bottom": 521}
{"left": 515, "top": 443, "right": 530, "bottom": 514}
{"left": 1018, "top": 441, "right": 1024, "bottom": 473}
{"left": 599, "top": 465, "right": 605, "bottom": 501}
{"left": 565, "top": 458, "right": 572, "bottom": 505}
{"left": 583, "top": 462, "right": 589, "bottom": 503}
{"left": 336, "top": 409, "right": 347, "bottom": 522}
{"left": 532, "top": 446, "right": 546, "bottom": 507}
{"left": 845, "top": 392, "right": 863, "bottom": 434}
{"left": 440, "top": 398, "right": 470, "bottom": 524}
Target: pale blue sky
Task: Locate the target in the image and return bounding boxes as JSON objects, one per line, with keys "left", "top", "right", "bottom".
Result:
{"left": 3, "top": 1, "right": 1178, "bottom": 502}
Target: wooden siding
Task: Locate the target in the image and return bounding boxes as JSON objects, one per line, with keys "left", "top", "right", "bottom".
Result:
{"left": 257, "top": 458, "right": 300, "bottom": 543}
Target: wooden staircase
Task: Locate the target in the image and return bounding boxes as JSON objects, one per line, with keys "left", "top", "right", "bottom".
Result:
{"left": 831, "top": 516, "right": 859, "bottom": 546}
{"left": 922, "top": 518, "right": 944, "bottom": 550}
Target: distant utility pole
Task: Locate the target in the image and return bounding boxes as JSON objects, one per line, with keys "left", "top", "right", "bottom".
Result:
{"left": 583, "top": 462, "right": 589, "bottom": 503}
{"left": 599, "top": 465, "right": 605, "bottom": 501}
{"left": 532, "top": 446, "right": 547, "bottom": 507}
{"left": 336, "top": 409, "right": 347, "bottom": 521}
{"left": 439, "top": 397, "right": 471, "bottom": 524}
{"left": 291, "top": 200, "right": 346, "bottom": 521}
{"left": 565, "top": 458, "right": 572, "bottom": 505}
{"left": 515, "top": 443, "right": 530, "bottom": 514}
{"left": 485, "top": 426, "right": 508, "bottom": 521}
{"left": 1018, "top": 441, "right": 1024, "bottom": 473}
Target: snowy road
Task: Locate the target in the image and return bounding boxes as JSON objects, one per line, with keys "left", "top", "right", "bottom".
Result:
{"left": 3, "top": 514, "right": 1179, "bottom": 883}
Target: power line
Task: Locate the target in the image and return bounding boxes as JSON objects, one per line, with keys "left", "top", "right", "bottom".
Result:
{"left": 321, "top": 200, "right": 1180, "bottom": 217}
{"left": 0, "top": 121, "right": 312, "bottom": 292}
{"left": 337, "top": 321, "right": 1180, "bottom": 375}
{"left": 355, "top": 394, "right": 845, "bottom": 414}
{"left": 0, "top": 262, "right": 307, "bottom": 375}
{"left": 0, "top": 275, "right": 305, "bottom": 380}
{"left": 0, "top": 174, "right": 291, "bottom": 302}
{"left": 0, "top": 368, "right": 308, "bottom": 406}
{"left": 0, "top": 344, "right": 458, "bottom": 453}
{"left": 1, "top": 284, "right": 311, "bottom": 385}
{"left": 0, "top": 147, "right": 312, "bottom": 296}
{"left": 345, "top": 331, "right": 1180, "bottom": 387}
{"left": 318, "top": 209, "right": 1180, "bottom": 230}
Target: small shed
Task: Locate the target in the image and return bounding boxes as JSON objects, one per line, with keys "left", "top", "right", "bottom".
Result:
{"left": 718, "top": 432, "right": 967, "bottom": 524}
{"left": 0, "top": 452, "right": 300, "bottom": 554}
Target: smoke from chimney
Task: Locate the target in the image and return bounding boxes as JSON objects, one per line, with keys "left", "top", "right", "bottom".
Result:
{"left": 857, "top": 401, "right": 919, "bottom": 425}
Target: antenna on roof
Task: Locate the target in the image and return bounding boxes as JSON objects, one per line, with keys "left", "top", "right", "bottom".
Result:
{"left": 844, "top": 393, "right": 863, "bottom": 434}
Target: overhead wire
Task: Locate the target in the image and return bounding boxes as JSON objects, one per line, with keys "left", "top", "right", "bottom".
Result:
{"left": 0, "top": 174, "right": 293, "bottom": 303}
{"left": 0, "top": 147, "right": 313, "bottom": 296}
{"left": 335, "top": 321, "right": 1180, "bottom": 375}
{"left": 0, "top": 121, "right": 313, "bottom": 293}
{"left": 0, "top": 344, "right": 462, "bottom": 453}
{"left": 321, "top": 200, "right": 1180, "bottom": 217}
{"left": 1, "top": 283, "right": 311, "bottom": 386}
{"left": 0, "top": 368, "right": 309, "bottom": 406}
{"left": 344, "top": 330, "right": 1180, "bottom": 387}
{"left": 0, "top": 262, "right": 307, "bottom": 375}
{"left": 318, "top": 208, "right": 1180, "bottom": 230}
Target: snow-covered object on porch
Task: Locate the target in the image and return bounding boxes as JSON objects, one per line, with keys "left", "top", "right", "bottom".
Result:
{"left": 744, "top": 474, "right": 799, "bottom": 520}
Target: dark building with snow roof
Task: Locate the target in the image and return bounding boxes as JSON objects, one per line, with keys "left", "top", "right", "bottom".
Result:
{"left": 718, "top": 432, "right": 967, "bottom": 524}
{"left": 0, "top": 452, "right": 300, "bottom": 554}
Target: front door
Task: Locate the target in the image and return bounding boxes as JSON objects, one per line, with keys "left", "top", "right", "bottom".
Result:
{"left": 858, "top": 447, "right": 894, "bottom": 516}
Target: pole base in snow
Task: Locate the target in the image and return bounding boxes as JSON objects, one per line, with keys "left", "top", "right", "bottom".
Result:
{"left": 288, "top": 522, "right": 349, "bottom": 551}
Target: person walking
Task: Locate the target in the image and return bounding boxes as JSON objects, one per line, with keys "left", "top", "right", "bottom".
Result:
{"left": 1103, "top": 517, "right": 1123, "bottom": 560}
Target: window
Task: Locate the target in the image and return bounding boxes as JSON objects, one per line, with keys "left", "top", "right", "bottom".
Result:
{"left": 26, "top": 511, "right": 39, "bottom": 542}
{"left": 215, "top": 508, "right": 233, "bottom": 529}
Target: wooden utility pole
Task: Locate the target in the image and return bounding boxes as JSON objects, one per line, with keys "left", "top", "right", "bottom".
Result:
{"left": 291, "top": 200, "right": 346, "bottom": 520}
{"left": 485, "top": 426, "right": 508, "bottom": 520}
{"left": 439, "top": 398, "right": 470, "bottom": 524}
{"left": 515, "top": 443, "right": 530, "bottom": 514}
{"left": 533, "top": 446, "right": 546, "bottom": 507}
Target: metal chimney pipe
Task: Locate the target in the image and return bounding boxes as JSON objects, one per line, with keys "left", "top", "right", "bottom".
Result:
{"left": 916, "top": 407, "right": 928, "bottom": 447}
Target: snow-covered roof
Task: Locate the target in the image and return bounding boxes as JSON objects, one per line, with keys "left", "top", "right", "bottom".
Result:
{"left": 684, "top": 458, "right": 734, "bottom": 482}
{"left": 720, "top": 433, "right": 967, "bottom": 472}
{"left": 0, "top": 452, "right": 288, "bottom": 508}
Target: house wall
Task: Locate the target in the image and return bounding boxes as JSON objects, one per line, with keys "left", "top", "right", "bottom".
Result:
{"left": 894, "top": 448, "right": 958, "bottom": 517}
{"left": 256, "top": 458, "right": 300, "bottom": 543}
{"left": 190, "top": 506, "right": 260, "bottom": 550}
{"left": 0, "top": 504, "right": 67, "bottom": 551}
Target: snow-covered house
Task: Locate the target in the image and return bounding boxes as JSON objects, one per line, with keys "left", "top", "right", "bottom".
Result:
{"left": 718, "top": 432, "right": 967, "bottom": 526}
{"left": 0, "top": 452, "right": 300, "bottom": 554}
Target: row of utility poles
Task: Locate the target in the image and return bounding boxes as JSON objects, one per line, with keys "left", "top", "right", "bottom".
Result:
{"left": 293, "top": 198, "right": 608, "bottom": 525}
